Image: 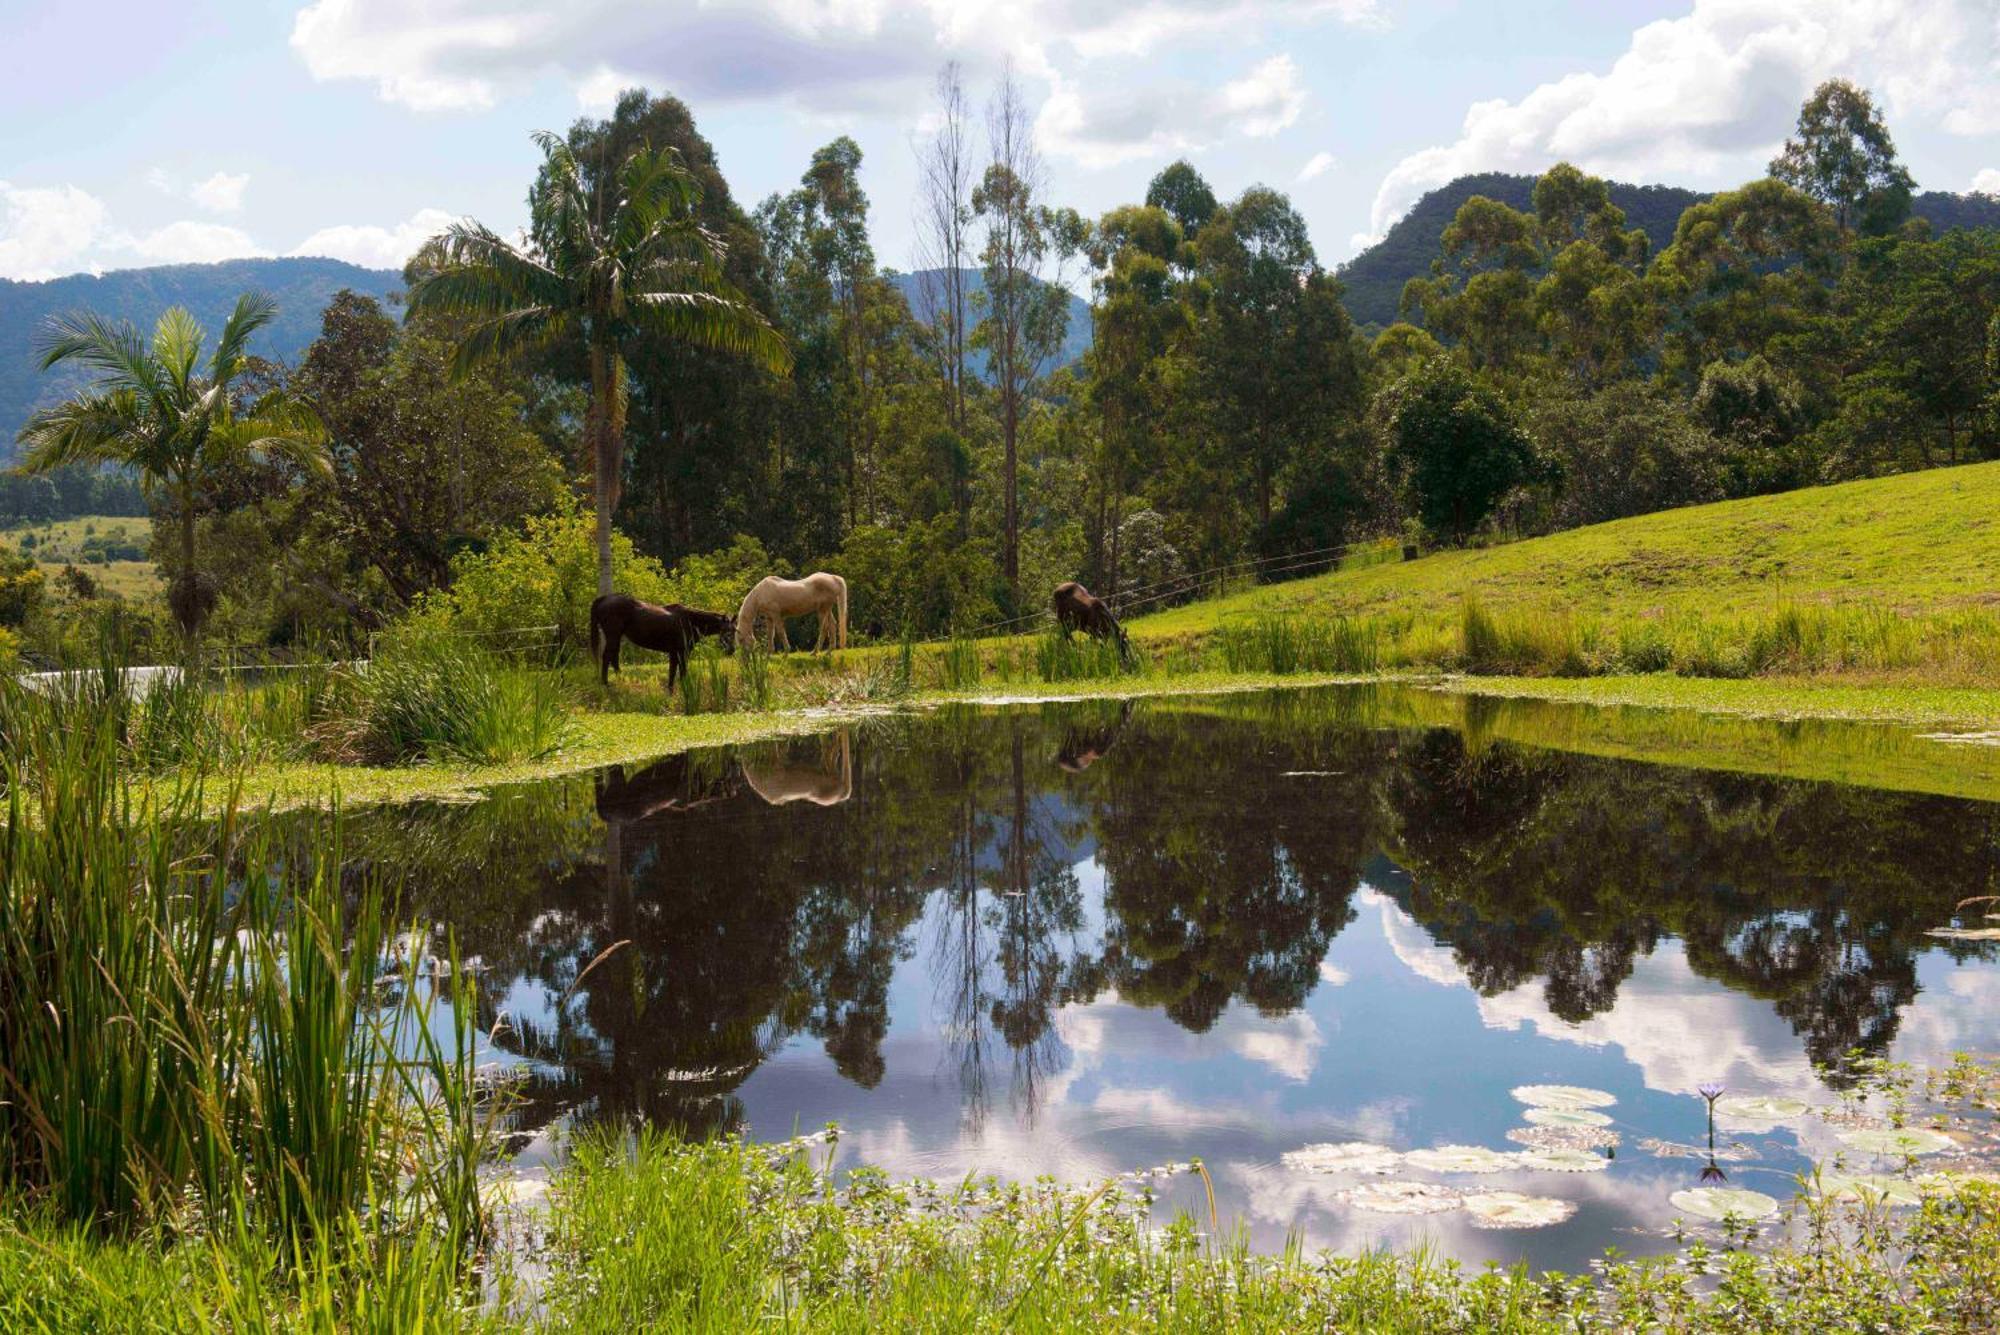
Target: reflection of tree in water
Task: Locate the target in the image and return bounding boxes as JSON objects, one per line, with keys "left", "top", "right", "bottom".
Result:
{"left": 1383, "top": 729, "right": 1999, "bottom": 1079}
{"left": 1092, "top": 716, "right": 1369, "bottom": 1032}
{"left": 326, "top": 689, "right": 2000, "bottom": 1135}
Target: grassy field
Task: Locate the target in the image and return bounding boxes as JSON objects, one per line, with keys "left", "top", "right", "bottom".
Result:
{"left": 1138, "top": 462, "right": 2000, "bottom": 632}
{"left": 1, "top": 512, "right": 159, "bottom": 600}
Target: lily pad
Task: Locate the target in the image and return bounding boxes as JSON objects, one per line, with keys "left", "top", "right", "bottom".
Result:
{"left": 1516, "top": 1148, "right": 1609, "bottom": 1173}
{"left": 1524, "top": 1106, "right": 1614, "bottom": 1128}
{"left": 1671, "top": 1187, "right": 1778, "bottom": 1222}
{"left": 1509, "top": 1125, "right": 1621, "bottom": 1152}
{"left": 1463, "top": 1191, "right": 1577, "bottom": 1229}
{"left": 1404, "top": 1145, "right": 1519, "bottom": 1174}
{"left": 1512, "top": 1084, "right": 1617, "bottom": 1110}
{"left": 1713, "top": 1094, "right": 1810, "bottom": 1122}
{"left": 1927, "top": 926, "right": 2000, "bottom": 940}
{"left": 1337, "top": 1180, "right": 1464, "bottom": 1215}
{"left": 1837, "top": 1127, "right": 1955, "bottom": 1157}
{"left": 1638, "top": 1137, "right": 1756, "bottom": 1163}
{"left": 1813, "top": 1173, "right": 1925, "bottom": 1206}
{"left": 1281, "top": 1141, "right": 1402, "bottom": 1175}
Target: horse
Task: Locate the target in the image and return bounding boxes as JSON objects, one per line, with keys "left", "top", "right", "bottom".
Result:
{"left": 1052, "top": 581, "right": 1130, "bottom": 659}
{"left": 735, "top": 572, "right": 848, "bottom": 652}
{"left": 589, "top": 593, "right": 735, "bottom": 690}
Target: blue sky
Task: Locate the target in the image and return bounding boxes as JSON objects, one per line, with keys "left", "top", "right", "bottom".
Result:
{"left": 4, "top": 0, "right": 1998, "bottom": 282}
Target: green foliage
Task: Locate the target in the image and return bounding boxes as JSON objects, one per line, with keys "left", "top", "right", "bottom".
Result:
{"left": 0, "top": 543, "right": 43, "bottom": 628}
{"left": 0, "top": 685, "right": 484, "bottom": 1260}
{"left": 1770, "top": 79, "right": 1915, "bottom": 235}
{"left": 321, "top": 631, "right": 574, "bottom": 766}
{"left": 939, "top": 634, "right": 982, "bottom": 690}
{"left": 1382, "top": 358, "right": 1544, "bottom": 543}
{"left": 1036, "top": 629, "right": 1135, "bottom": 682}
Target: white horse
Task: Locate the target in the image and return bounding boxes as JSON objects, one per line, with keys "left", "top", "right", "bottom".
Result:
{"left": 735, "top": 572, "right": 848, "bottom": 652}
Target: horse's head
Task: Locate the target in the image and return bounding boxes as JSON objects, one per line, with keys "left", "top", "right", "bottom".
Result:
{"left": 717, "top": 618, "right": 738, "bottom": 655}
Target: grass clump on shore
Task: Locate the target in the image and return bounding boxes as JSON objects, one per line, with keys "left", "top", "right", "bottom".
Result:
{"left": 0, "top": 674, "right": 494, "bottom": 1327}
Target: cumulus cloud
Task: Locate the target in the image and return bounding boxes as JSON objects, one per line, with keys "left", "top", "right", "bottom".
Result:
{"left": 1215, "top": 54, "right": 1306, "bottom": 137}
{"left": 291, "top": 207, "right": 455, "bottom": 270}
{"left": 1355, "top": 0, "right": 2000, "bottom": 249}
{"left": 1974, "top": 167, "right": 2000, "bottom": 197}
{"left": 128, "top": 221, "right": 268, "bottom": 265}
{"left": 0, "top": 181, "right": 113, "bottom": 281}
{"left": 189, "top": 171, "right": 250, "bottom": 214}
{"left": 1296, "top": 150, "right": 1337, "bottom": 183}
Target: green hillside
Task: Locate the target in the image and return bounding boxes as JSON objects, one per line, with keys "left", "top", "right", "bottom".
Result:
{"left": 1334, "top": 174, "right": 2000, "bottom": 328}
{"left": 1133, "top": 462, "right": 2000, "bottom": 683}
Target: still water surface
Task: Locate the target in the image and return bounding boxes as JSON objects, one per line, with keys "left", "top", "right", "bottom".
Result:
{"left": 343, "top": 687, "right": 2000, "bottom": 1270}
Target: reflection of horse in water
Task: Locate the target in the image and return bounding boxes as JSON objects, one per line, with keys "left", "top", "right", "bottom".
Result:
{"left": 742, "top": 731, "right": 853, "bottom": 807}
{"left": 1056, "top": 701, "right": 1133, "bottom": 774}
{"left": 594, "top": 754, "right": 738, "bottom": 824}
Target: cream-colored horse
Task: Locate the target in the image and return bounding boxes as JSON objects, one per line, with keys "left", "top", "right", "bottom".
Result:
{"left": 735, "top": 572, "right": 848, "bottom": 652}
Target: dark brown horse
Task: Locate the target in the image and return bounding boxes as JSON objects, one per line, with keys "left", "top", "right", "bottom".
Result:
{"left": 589, "top": 593, "right": 734, "bottom": 690}
{"left": 1052, "top": 581, "right": 1130, "bottom": 657}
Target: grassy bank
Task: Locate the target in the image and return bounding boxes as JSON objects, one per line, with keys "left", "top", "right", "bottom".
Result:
{"left": 9, "top": 1124, "right": 1998, "bottom": 1333}
{"left": 1131, "top": 461, "right": 2000, "bottom": 684}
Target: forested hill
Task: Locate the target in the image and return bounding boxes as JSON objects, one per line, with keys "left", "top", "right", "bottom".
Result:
{"left": 1335, "top": 173, "right": 2000, "bottom": 328}
{"left": 0, "top": 258, "right": 402, "bottom": 458}
{"left": 888, "top": 268, "right": 1093, "bottom": 376}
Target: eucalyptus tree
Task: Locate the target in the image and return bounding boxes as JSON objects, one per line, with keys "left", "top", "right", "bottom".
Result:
{"left": 14, "top": 293, "right": 325, "bottom": 642}
{"left": 410, "top": 131, "right": 790, "bottom": 597}
{"left": 1771, "top": 79, "right": 1914, "bottom": 236}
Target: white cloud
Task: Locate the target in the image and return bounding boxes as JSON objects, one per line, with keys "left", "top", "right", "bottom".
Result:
{"left": 1358, "top": 0, "right": 2000, "bottom": 249}
{"left": 0, "top": 180, "right": 113, "bottom": 280}
{"left": 1035, "top": 71, "right": 1202, "bottom": 169}
{"left": 189, "top": 171, "right": 250, "bottom": 214}
{"left": 291, "top": 207, "right": 455, "bottom": 270}
{"left": 1296, "top": 150, "right": 1337, "bottom": 183}
{"left": 127, "top": 221, "right": 268, "bottom": 266}
{"left": 1214, "top": 54, "right": 1306, "bottom": 138}
{"left": 1974, "top": 168, "right": 2000, "bottom": 197}
{"left": 575, "top": 65, "right": 632, "bottom": 113}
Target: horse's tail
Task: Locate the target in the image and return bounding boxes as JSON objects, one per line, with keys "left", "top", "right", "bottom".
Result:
{"left": 837, "top": 576, "right": 849, "bottom": 651}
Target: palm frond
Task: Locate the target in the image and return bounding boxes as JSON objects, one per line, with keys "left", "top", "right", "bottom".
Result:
{"left": 614, "top": 147, "right": 704, "bottom": 255}
{"left": 211, "top": 291, "right": 280, "bottom": 383}
{"left": 629, "top": 291, "right": 791, "bottom": 373}
{"left": 14, "top": 390, "right": 149, "bottom": 473}
{"left": 209, "top": 393, "right": 331, "bottom": 478}
{"left": 449, "top": 307, "right": 574, "bottom": 374}
{"left": 34, "top": 311, "right": 158, "bottom": 396}
{"left": 408, "top": 224, "right": 571, "bottom": 323}
{"left": 153, "top": 307, "right": 206, "bottom": 397}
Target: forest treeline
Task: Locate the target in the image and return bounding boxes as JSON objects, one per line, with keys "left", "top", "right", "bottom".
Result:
{"left": 7, "top": 74, "right": 1999, "bottom": 658}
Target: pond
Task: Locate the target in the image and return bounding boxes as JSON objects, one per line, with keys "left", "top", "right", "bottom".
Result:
{"left": 336, "top": 685, "right": 2000, "bottom": 1272}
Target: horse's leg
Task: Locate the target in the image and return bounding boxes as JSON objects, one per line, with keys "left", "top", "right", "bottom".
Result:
{"left": 601, "top": 630, "right": 619, "bottom": 684}
{"left": 666, "top": 650, "right": 681, "bottom": 694}
{"left": 776, "top": 619, "right": 791, "bottom": 653}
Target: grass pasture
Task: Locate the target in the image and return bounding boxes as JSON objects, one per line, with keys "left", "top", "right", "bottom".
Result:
{"left": 1, "top": 513, "right": 160, "bottom": 600}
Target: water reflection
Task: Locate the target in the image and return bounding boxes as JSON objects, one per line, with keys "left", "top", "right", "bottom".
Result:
{"left": 333, "top": 687, "right": 2000, "bottom": 1264}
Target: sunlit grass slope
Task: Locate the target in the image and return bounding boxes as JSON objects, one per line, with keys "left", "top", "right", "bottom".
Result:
{"left": 1138, "top": 462, "right": 2000, "bottom": 630}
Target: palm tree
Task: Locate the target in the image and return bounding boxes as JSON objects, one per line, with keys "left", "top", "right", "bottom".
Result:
{"left": 14, "top": 293, "right": 326, "bottom": 645}
{"left": 409, "top": 132, "right": 790, "bottom": 598}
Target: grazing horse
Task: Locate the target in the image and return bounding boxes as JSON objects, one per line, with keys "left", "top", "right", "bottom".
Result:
{"left": 589, "top": 593, "right": 734, "bottom": 690}
{"left": 735, "top": 572, "right": 848, "bottom": 652}
{"left": 1052, "top": 581, "right": 1130, "bottom": 658}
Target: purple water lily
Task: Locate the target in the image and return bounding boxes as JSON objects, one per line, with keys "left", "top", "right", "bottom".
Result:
{"left": 1698, "top": 1082, "right": 1726, "bottom": 1104}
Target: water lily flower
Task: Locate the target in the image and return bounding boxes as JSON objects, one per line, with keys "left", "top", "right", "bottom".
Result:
{"left": 1698, "top": 1083, "right": 1725, "bottom": 1104}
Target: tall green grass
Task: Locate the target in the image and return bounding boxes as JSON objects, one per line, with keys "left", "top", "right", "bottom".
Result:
{"left": 0, "top": 676, "right": 488, "bottom": 1302}
{"left": 1036, "top": 630, "right": 1137, "bottom": 682}
{"left": 319, "top": 632, "right": 574, "bottom": 765}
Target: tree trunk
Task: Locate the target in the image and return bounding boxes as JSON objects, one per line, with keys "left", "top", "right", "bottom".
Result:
{"left": 179, "top": 481, "right": 200, "bottom": 654}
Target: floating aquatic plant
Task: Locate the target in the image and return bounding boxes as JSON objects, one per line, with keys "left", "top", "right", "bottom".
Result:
{"left": 1402, "top": 1145, "right": 1517, "bottom": 1174}
{"left": 1926, "top": 926, "right": 2000, "bottom": 940}
{"left": 1811, "top": 1173, "right": 1926, "bottom": 1207}
{"left": 1714, "top": 1094, "right": 1810, "bottom": 1122}
{"left": 1516, "top": 1148, "right": 1608, "bottom": 1173}
{"left": 1462, "top": 1191, "right": 1577, "bottom": 1229}
{"left": 1670, "top": 1187, "right": 1778, "bottom": 1222}
{"left": 1508, "top": 1125, "right": 1620, "bottom": 1152}
{"left": 1524, "top": 1107, "right": 1613, "bottom": 1128}
{"left": 1511, "top": 1084, "right": 1616, "bottom": 1110}
{"left": 1837, "top": 1127, "right": 1956, "bottom": 1156}
{"left": 1336, "top": 1180, "right": 1464, "bottom": 1215}
{"left": 1280, "top": 1142, "right": 1402, "bottom": 1175}
{"left": 1637, "top": 1137, "right": 1756, "bottom": 1162}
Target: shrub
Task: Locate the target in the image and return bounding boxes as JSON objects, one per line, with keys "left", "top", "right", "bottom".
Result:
{"left": 321, "top": 633, "right": 573, "bottom": 766}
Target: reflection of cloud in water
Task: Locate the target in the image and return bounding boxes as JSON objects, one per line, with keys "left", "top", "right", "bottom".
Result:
{"left": 1360, "top": 887, "right": 1470, "bottom": 990}
{"left": 1062, "top": 988, "right": 1324, "bottom": 1083}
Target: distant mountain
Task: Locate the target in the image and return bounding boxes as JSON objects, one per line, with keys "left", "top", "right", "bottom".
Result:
{"left": 1, "top": 257, "right": 402, "bottom": 459}
{"left": 1335, "top": 173, "right": 2000, "bottom": 329}
{"left": 887, "top": 268, "right": 1093, "bottom": 379}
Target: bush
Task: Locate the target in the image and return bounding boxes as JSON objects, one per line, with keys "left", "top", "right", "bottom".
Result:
{"left": 320, "top": 633, "right": 574, "bottom": 766}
